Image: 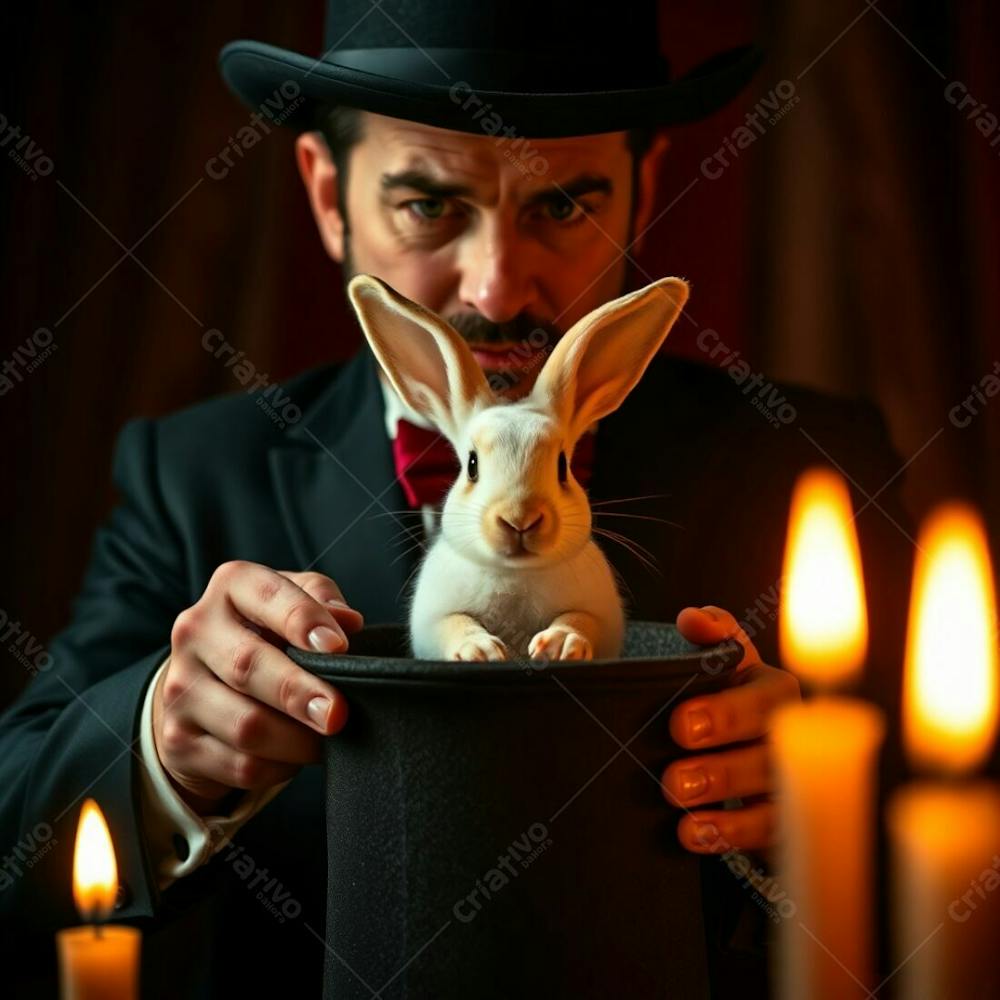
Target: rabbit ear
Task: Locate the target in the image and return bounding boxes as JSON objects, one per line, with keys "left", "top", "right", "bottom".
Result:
{"left": 347, "top": 274, "right": 493, "bottom": 443}
{"left": 532, "top": 277, "right": 690, "bottom": 441}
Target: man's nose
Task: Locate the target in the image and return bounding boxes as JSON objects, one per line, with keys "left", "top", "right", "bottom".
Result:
{"left": 457, "top": 220, "right": 538, "bottom": 325}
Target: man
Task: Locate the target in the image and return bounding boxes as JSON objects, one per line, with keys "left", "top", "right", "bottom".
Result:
{"left": 0, "top": 1, "right": 913, "bottom": 996}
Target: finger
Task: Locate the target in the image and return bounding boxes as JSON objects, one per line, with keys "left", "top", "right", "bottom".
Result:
{"left": 194, "top": 619, "right": 349, "bottom": 735}
{"left": 276, "top": 571, "right": 366, "bottom": 634}
{"left": 219, "top": 561, "right": 349, "bottom": 652}
{"left": 677, "top": 801, "right": 778, "bottom": 854}
{"left": 175, "top": 731, "right": 301, "bottom": 792}
{"left": 675, "top": 606, "right": 760, "bottom": 671}
{"left": 180, "top": 673, "right": 322, "bottom": 765}
{"left": 661, "top": 742, "right": 772, "bottom": 808}
{"left": 669, "top": 663, "right": 800, "bottom": 749}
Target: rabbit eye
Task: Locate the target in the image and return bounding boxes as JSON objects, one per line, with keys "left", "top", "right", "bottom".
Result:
{"left": 467, "top": 450, "right": 478, "bottom": 482}
{"left": 557, "top": 450, "right": 567, "bottom": 484}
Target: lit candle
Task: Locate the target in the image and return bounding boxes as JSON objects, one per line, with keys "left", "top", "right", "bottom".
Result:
{"left": 57, "top": 799, "right": 140, "bottom": 1000}
{"left": 772, "top": 466, "right": 885, "bottom": 1000}
{"left": 887, "top": 502, "right": 1000, "bottom": 1000}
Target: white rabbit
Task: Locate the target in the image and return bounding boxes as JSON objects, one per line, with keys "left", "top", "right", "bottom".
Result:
{"left": 347, "top": 274, "right": 690, "bottom": 661}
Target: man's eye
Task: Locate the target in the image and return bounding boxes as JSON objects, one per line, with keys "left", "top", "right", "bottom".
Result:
{"left": 403, "top": 198, "right": 449, "bottom": 220}
{"left": 546, "top": 197, "right": 579, "bottom": 221}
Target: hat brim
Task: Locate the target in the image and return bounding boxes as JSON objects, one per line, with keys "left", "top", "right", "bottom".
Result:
{"left": 218, "top": 39, "right": 765, "bottom": 137}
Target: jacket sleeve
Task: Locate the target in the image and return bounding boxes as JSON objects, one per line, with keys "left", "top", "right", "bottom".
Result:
{"left": 0, "top": 416, "right": 196, "bottom": 937}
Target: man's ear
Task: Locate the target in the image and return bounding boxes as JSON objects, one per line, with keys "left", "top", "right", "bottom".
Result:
{"left": 295, "top": 131, "right": 346, "bottom": 263}
{"left": 631, "top": 130, "right": 671, "bottom": 254}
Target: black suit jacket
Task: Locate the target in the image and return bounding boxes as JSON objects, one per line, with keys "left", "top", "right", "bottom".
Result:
{"left": 0, "top": 346, "right": 915, "bottom": 997}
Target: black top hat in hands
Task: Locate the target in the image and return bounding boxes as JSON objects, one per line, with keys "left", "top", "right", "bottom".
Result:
{"left": 219, "top": 0, "right": 765, "bottom": 137}
{"left": 289, "top": 622, "right": 751, "bottom": 998}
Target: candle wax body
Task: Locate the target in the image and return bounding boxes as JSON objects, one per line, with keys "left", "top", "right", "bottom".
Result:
{"left": 888, "top": 780, "right": 1000, "bottom": 1000}
{"left": 771, "top": 696, "right": 885, "bottom": 1000}
{"left": 57, "top": 925, "right": 140, "bottom": 1000}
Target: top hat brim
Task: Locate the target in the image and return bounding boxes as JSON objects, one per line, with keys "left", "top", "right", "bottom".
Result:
{"left": 218, "top": 39, "right": 765, "bottom": 137}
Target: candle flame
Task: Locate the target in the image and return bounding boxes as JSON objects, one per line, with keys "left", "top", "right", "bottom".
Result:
{"left": 904, "top": 502, "right": 999, "bottom": 775}
{"left": 780, "top": 466, "right": 868, "bottom": 688}
{"left": 72, "top": 798, "right": 118, "bottom": 922}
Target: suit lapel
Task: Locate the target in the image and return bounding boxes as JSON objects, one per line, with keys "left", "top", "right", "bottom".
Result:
{"left": 268, "top": 348, "right": 423, "bottom": 625}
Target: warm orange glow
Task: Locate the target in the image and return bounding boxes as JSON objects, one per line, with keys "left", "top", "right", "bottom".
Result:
{"left": 904, "top": 502, "right": 999, "bottom": 775}
{"left": 72, "top": 798, "right": 118, "bottom": 922}
{"left": 780, "top": 467, "right": 868, "bottom": 688}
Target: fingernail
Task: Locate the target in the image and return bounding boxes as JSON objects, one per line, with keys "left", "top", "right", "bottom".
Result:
{"left": 687, "top": 709, "right": 713, "bottom": 743}
{"left": 677, "top": 768, "right": 709, "bottom": 800}
{"left": 309, "top": 626, "right": 345, "bottom": 653}
{"left": 307, "top": 696, "right": 331, "bottom": 729}
{"left": 694, "top": 822, "right": 721, "bottom": 846}
{"left": 700, "top": 606, "right": 719, "bottom": 621}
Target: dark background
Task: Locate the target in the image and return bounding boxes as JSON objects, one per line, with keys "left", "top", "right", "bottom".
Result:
{"left": 2, "top": 0, "right": 999, "bottom": 711}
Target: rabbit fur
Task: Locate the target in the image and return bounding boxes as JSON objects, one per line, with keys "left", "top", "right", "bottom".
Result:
{"left": 347, "top": 273, "right": 690, "bottom": 662}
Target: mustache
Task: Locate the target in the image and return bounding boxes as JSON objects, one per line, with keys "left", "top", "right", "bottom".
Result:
{"left": 445, "top": 312, "right": 561, "bottom": 352}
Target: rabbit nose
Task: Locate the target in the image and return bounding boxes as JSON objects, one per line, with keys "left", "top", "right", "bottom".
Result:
{"left": 497, "top": 507, "right": 545, "bottom": 536}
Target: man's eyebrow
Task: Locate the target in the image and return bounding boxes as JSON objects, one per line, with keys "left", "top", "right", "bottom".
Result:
{"left": 380, "top": 170, "right": 476, "bottom": 199}
{"left": 525, "top": 174, "right": 613, "bottom": 205}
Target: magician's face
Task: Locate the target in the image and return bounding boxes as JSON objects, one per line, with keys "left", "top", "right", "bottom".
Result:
{"left": 295, "top": 111, "right": 669, "bottom": 398}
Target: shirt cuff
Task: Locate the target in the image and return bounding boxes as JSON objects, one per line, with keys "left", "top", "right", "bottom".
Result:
{"left": 137, "top": 656, "right": 292, "bottom": 890}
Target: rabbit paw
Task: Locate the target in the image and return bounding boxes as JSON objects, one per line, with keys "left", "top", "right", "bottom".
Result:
{"left": 529, "top": 626, "right": 593, "bottom": 662}
{"left": 449, "top": 632, "right": 509, "bottom": 662}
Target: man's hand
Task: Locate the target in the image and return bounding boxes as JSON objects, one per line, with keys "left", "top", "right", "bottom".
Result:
{"left": 662, "top": 605, "right": 800, "bottom": 854}
{"left": 153, "top": 562, "right": 364, "bottom": 815}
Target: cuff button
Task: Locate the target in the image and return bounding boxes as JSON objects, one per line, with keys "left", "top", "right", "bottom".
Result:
{"left": 172, "top": 833, "right": 190, "bottom": 861}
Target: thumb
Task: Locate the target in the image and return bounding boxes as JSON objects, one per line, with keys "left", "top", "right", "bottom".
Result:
{"left": 676, "top": 606, "right": 729, "bottom": 644}
{"left": 677, "top": 605, "right": 761, "bottom": 670}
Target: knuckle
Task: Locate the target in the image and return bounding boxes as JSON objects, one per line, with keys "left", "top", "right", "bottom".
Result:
{"left": 160, "top": 715, "right": 190, "bottom": 756}
{"left": 276, "top": 669, "right": 303, "bottom": 716}
{"left": 212, "top": 559, "right": 250, "bottom": 587}
{"left": 296, "top": 572, "right": 328, "bottom": 592}
{"left": 232, "top": 706, "right": 264, "bottom": 751}
{"left": 170, "top": 608, "right": 202, "bottom": 650}
{"left": 254, "top": 575, "right": 283, "bottom": 606}
{"left": 161, "top": 668, "right": 192, "bottom": 708}
{"left": 230, "top": 753, "right": 264, "bottom": 789}
{"left": 230, "top": 639, "right": 262, "bottom": 689}
{"left": 283, "top": 598, "right": 322, "bottom": 638}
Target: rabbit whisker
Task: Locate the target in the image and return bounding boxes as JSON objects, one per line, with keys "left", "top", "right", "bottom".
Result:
{"left": 592, "top": 526, "right": 663, "bottom": 578}
{"left": 396, "top": 559, "right": 425, "bottom": 605}
{"left": 592, "top": 511, "right": 685, "bottom": 530}
{"left": 385, "top": 523, "right": 426, "bottom": 548}
{"left": 589, "top": 493, "right": 673, "bottom": 508}
{"left": 390, "top": 540, "right": 427, "bottom": 568}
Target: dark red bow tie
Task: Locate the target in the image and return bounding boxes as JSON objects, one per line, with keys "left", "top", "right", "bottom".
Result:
{"left": 392, "top": 419, "right": 596, "bottom": 508}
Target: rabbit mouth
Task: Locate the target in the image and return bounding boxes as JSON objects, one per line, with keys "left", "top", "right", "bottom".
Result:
{"left": 498, "top": 540, "right": 537, "bottom": 559}
{"left": 492, "top": 535, "right": 548, "bottom": 561}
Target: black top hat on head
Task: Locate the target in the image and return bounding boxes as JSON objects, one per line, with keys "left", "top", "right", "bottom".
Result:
{"left": 219, "top": 0, "right": 765, "bottom": 137}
